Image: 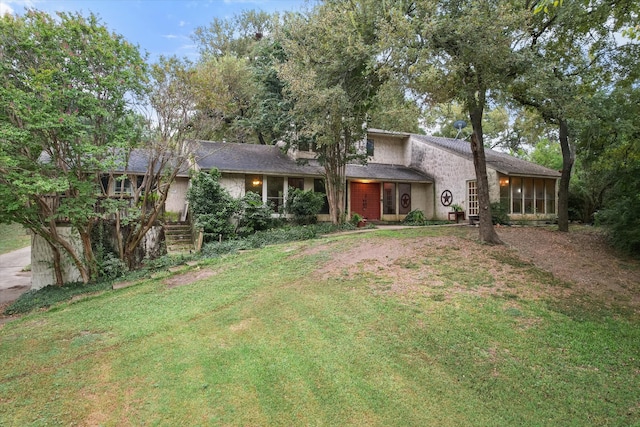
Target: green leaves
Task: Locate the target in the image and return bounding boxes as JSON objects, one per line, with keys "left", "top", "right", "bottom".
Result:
{"left": 0, "top": 10, "right": 148, "bottom": 283}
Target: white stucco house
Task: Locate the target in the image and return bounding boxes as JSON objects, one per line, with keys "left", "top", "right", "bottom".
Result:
{"left": 161, "top": 128, "right": 560, "bottom": 224}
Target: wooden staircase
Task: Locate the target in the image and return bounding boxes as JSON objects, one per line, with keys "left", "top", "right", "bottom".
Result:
{"left": 163, "top": 222, "right": 194, "bottom": 254}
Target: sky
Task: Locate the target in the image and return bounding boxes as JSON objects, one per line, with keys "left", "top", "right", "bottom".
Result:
{"left": 0, "top": 0, "right": 309, "bottom": 60}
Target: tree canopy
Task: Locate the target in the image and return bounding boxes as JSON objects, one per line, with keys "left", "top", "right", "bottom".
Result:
{"left": 0, "top": 10, "right": 148, "bottom": 283}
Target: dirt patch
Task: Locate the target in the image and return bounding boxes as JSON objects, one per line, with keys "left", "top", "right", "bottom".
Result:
{"left": 304, "top": 226, "right": 640, "bottom": 313}
{"left": 165, "top": 268, "right": 216, "bottom": 289}
{"left": 497, "top": 226, "right": 640, "bottom": 308}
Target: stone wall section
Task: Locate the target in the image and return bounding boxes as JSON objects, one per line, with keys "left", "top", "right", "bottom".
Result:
{"left": 409, "top": 139, "right": 478, "bottom": 220}
{"left": 31, "top": 225, "right": 165, "bottom": 290}
{"left": 31, "top": 227, "right": 83, "bottom": 290}
{"left": 367, "top": 134, "right": 407, "bottom": 165}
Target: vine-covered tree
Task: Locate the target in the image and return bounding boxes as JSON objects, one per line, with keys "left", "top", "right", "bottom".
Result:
{"left": 0, "top": 10, "right": 147, "bottom": 284}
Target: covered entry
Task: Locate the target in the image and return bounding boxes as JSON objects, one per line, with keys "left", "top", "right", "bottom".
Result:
{"left": 350, "top": 182, "right": 380, "bottom": 220}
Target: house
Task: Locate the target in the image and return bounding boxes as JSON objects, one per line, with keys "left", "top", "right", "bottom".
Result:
{"left": 163, "top": 129, "right": 560, "bottom": 223}
{"left": 29, "top": 128, "right": 559, "bottom": 290}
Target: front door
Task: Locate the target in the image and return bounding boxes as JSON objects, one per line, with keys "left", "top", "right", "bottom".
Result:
{"left": 350, "top": 182, "right": 380, "bottom": 220}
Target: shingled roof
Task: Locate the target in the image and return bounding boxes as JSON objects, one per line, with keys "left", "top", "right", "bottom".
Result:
{"left": 193, "top": 141, "right": 432, "bottom": 183}
{"left": 411, "top": 134, "right": 561, "bottom": 178}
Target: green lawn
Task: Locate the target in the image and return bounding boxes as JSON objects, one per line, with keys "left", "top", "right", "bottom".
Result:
{"left": 1, "top": 227, "right": 638, "bottom": 426}
{"left": 0, "top": 223, "right": 30, "bottom": 255}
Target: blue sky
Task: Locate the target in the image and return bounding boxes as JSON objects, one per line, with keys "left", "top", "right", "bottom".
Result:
{"left": 0, "top": 0, "right": 310, "bottom": 60}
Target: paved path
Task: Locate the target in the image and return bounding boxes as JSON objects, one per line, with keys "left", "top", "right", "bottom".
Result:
{"left": 0, "top": 246, "right": 32, "bottom": 304}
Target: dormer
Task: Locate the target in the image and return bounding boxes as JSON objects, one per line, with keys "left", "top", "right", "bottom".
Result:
{"left": 359, "top": 129, "right": 412, "bottom": 166}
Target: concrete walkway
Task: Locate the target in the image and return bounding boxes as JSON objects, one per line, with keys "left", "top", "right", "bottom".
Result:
{"left": 0, "top": 246, "right": 32, "bottom": 304}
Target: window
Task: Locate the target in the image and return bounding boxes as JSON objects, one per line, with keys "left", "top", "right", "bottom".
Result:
{"left": 366, "top": 139, "right": 374, "bottom": 157}
{"left": 299, "top": 138, "right": 316, "bottom": 152}
{"left": 288, "top": 177, "right": 305, "bottom": 191}
{"left": 545, "top": 179, "right": 556, "bottom": 214}
{"left": 245, "top": 175, "right": 262, "bottom": 196}
{"left": 314, "top": 178, "right": 330, "bottom": 214}
{"left": 512, "top": 177, "right": 522, "bottom": 213}
{"left": 535, "top": 178, "right": 545, "bottom": 213}
{"left": 383, "top": 183, "right": 396, "bottom": 214}
{"left": 113, "top": 175, "right": 143, "bottom": 196}
{"left": 267, "top": 177, "right": 284, "bottom": 213}
{"left": 499, "top": 175, "right": 510, "bottom": 210}
{"left": 524, "top": 178, "right": 534, "bottom": 214}
{"left": 398, "top": 183, "right": 411, "bottom": 215}
{"left": 468, "top": 181, "right": 478, "bottom": 216}
{"left": 114, "top": 177, "right": 132, "bottom": 195}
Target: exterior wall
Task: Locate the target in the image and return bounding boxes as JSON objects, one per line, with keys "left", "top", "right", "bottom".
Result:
{"left": 365, "top": 134, "right": 407, "bottom": 165}
{"left": 409, "top": 139, "right": 477, "bottom": 220}
{"left": 165, "top": 176, "right": 189, "bottom": 216}
{"left": 413, "top": 182, "right": 433, "bottom": 219}
{"left": 31, "top": 227, "right": 83, "bottom": 290}
{"left": 220, "top": 174, "right": 245, "bottom": 199}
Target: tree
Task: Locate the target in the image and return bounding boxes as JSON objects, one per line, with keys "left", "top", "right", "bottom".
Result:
{"left": 509, "top": 0, "right": 638, "bottom": 232}
{"left": 191, "top": 10, "right": 292, "bottom": 145}
{"left": 368, "top": 77, "right": 423, "bottom": 133}
{"left": 0, "top": 10, "right": 147, "bottom": 284}
{"left": 278, "top": 0, "right": 384, "bottom": 224}
{"left": 191, "top": 54, "right": 259, "bottom": 143}
{"left": 109, "top": 55, "right": 206, "bottom": 268}
{"left": 576, "top": 86, "right": 640, "bottom": 253}
{"left": 393, "top": 0, "right": 527, "bottom": 244}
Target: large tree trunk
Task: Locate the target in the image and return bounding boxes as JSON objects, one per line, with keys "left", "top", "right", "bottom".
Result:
{"left": 468, "top": 101, "right": 503, "bottom": 245}
{"left": 323, "top": 136, "right": 347, "bottom": 225}
{"left": 557, "top": 118, "right": 573, "bottom": 232}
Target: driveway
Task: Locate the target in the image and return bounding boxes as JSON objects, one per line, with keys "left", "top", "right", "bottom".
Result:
{"left": 0, "top": 246, "right": 32, "bottom": 304}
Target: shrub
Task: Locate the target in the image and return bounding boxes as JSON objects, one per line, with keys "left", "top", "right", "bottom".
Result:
{"left": 403, "top": 209, "right": 426, "bottom": 225}
{"left": 350, "top": 212, "right": 364, "bottom": 226}
{"left": 100, "top": 253, "right": 128, "bottom": 280}
{"left": 187, "top": 169, "right": 239, "bottom": 241}
{"left": 4, "top": 281, "right": 112, "bottom": 315}
{"left": 596, "top": 192, "right": 640, "bottom": 256}
{"left": 237, "top": 191, "right": 276, "bottom": 237}
{"left": 285, "top": 188, "right": 325, "bottom": 224}
{"left": 491, "top": 202, "right": 510, "bottom": 225}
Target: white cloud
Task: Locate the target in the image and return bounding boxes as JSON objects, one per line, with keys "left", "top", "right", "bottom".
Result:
{"left": 0, "top": 2, "right": 15, "bottom": 15}
{"left": 163, "top": 34, "right": 179, "bottom": 39}
{"left": 179, "top": 20, "right": 186, "bottom": 27}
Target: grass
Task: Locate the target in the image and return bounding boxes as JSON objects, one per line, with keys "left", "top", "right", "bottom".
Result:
{"left": 1, "top": 227, "right": 639, "bottom": 426}
{"left": 0, "top": 223, "right": 30, "bottom": 255}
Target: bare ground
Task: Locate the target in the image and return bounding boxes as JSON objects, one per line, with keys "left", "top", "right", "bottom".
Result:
{"left": 308, "top": 226, "right": 640, "bottom": 315}
{"left": 3, "top": 226, "right": 639, "bottom": 322}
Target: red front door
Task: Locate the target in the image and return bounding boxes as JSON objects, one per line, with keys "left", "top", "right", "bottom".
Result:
{"left": 350, "top": 182, "right": 380, "bottom": 220}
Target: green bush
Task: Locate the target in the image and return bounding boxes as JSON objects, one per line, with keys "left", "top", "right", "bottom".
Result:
{"left": 200, "top": 224, "right": 343, "bottom": 258}
{"left": 350, "top": 212, "right": 363, "bottom": 225}
{"left": 187, "top": 169, "right": 239, "bottom": 241}
{"left": 285, "top": 188, "right": 325, "bottom": 224}
{"left": 403, "top": 209, "right": 426, "bottom": 225}
{"left": 491, "top": 202, "right": 510, "bottom": 225}
{"left": 596, "top": 184, "right": 640, "bottom": 256}
{"left": 237, "top": 192, "right": 276, "bottom": 237}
